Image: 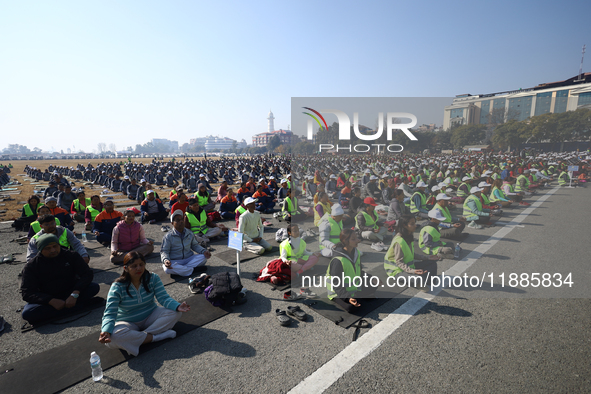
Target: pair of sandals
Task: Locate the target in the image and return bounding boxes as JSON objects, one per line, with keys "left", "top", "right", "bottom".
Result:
{"left": 275, "top": 306, "right": 307, "bottom": 326}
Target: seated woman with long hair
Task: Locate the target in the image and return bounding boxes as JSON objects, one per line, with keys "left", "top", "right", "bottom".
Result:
{"left": 98, "top": 251, "right": 190, "bottom": 356}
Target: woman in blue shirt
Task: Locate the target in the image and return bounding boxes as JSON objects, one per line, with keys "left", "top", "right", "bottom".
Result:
{"left": 99, "top": 251, "right": 190, "bottom": 356}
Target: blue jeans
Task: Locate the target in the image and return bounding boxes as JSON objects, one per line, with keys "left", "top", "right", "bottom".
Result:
{"left": 22, "top": 282, "right": 101, "bottom": 325}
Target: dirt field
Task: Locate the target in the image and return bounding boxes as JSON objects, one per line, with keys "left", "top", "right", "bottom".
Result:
{"left": 1, "top": 157, "right": 218, "bottom": 221}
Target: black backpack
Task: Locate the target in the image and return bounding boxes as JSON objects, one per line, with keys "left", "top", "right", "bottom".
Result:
{"left": 206, "top": 272, "right": 243, "bottom": 306}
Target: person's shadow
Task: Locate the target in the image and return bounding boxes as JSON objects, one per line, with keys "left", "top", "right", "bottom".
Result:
{"left": 126, "top": 327, "right": 256, "bottom": 388}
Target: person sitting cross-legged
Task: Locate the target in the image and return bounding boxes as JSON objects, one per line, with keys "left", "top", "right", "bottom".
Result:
{"left": 141, "top": 190, "right": 169, "bottom": 224}
{"left": 238, "top": 197, "right": 272, "bottom": 255}
{"left": 93, "top": 200, "right": 123, "bottom": 245}
{"left": 185, "top": 198, "right": 222, "bottom": 244}
{"left": 98, "top": 251, "right": 190, "bottom": 357}
{"left": 111, "top": 209, "right": 155, "bottom": 264}
{"left": 27, "top": 214, "right": 90, "bottom": 264}
{"left": 160, "top": 210, "right": 212, "bottom": 276}
{"left": 21, "top": 234, "right": 99, "bottom": 325}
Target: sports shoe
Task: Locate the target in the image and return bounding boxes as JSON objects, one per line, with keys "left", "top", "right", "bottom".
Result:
{"left": 283, "top": 290, "right": 304, "bottom": 301}
{"left": 299, "top": 288, "right": 318, "bottom": 298}
{"left": 371, "top": 243, "right": 384, "bottom": 251}
{"left": 189, "top": 273, "right": 208, "bottom": 294}
{"left": 149, "top": 219, "right": 156, "bottom": 224}
{"left": 467, "top": 222, "right": 483, "bottom": 229}
{"left": 376, "top": 241, "right": 386, "bottom": 250}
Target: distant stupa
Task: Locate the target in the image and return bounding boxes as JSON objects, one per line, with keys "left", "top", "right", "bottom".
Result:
{"left": 267, "top": 109, "right": 275, "bottom": 133}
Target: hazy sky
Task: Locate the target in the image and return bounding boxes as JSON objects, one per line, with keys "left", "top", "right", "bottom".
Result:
{"left": 1, "top": 1, "right": 590, "bottom": 152}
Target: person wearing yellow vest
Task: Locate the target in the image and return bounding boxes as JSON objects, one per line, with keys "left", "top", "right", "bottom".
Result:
{"left": 314, "top": 192, "right": 332, "bottom": 227}
{"left": 280, "top": 225, "right": 320, "bottom": 275}
{"left": 419, "top": 210, "right": 454, "bottom": 259}
{"left": 558, "top": 170, "right": 576, "bottom": 187}
{"left": 12, "top": 195, "right": 41, "bottom": 231}
{"left": 410, "top": 181, "right": 430, "bottom": 219}
{"left": 462, "top": 187, "right": 492, "bottom": 229}
{"left": 489, "top": 179, "right": 513, "bottom": 208}
{"left": 282, "top": 189, "right": 305, "bottom": 222}
{"left": 84, "top": 195, "right": 104, "bottom": 231}
{"left": 477, "top": 181, "right": 503, "bottom": 214}
{"left": 355, "top": 197, "right": 388, "bottom": 244}
{"left": 326, "top": 228, "right": 379, "bottom": 313}
{"left": 318, "top": 203, "right": 345, "bottom": 258}
{"left": 194, "top": 184, "right": 215, "bottom": 212}
{"left": 71, "top": 191, "right": 91, "bottom": 223}
{"left": 27, "top": 205, "right": 61, "bottom": 240}
{"left": 429, "top": 193, "right": 466, "bottom": 240}
{"left": 27, "top": 214, "right": 89, "bottom": 264}
{"left": 185, "top": 198, "right": 222, "bottom": 244}
{"left": 456, "top": 176, "right": 472, "bottom": 198}
{"left": 384, "top": 215, "right": 439, "bottom": 288}
{"left": 515, "top": 169, "right": 536, "bottom": 195}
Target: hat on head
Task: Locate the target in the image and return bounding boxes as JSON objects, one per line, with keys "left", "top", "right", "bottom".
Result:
{"left": 416, "top": 181, "right": 427, "bottom": 188}
{"left": 436, "top": 193, "right": 451, "bottom": 201}
{"left": 370, "top": 175, "right": 378, "bottom": 180}
{"left": 428, "top": 209, "right": 446, "bottom": 221}
{"left": 244, "top": 197, "right": 258, "bottom": 205}
{"left": 140, "top": 179, "right": 146, "bottom": 183}
{"left": 331, "top": 204, "right": 345, "bottom": 216}
{"left": 36, "top": 233, "right": 60, "bottom": 252}
{"left": 146, "top": 190, "right": 154, "bottom": 195}
{"left": 280, "top": 179, "right": 288, "bottom": 184}
{"left": 363, "top": 197, "right": 378, "bottom": 206}
{"left": 478, "top": 181, "right": 491, "bottom": 188}
{"left": 471, "top": 186, "right": 482, "bottom": 193}
{"left": 431, "top": 185, "right": 440, "bottom": 192}
{"left": 170, "top": 209, "right": 184, "bottom": 222}
{"left": 44, "top": 196, "right": 57, "bottom": 203}
{"left": 330, "top": 174, "right": 336, "bottom": 179}
{"left": 462, "top": 176, "right": 471, "bottom": 181}
{"left": 123, "top": 175, "right": 129, "bottom": 179}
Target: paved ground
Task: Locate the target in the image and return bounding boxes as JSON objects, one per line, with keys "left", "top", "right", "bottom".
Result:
{"left": 0, "top": 179, "right": 589, "bottom": 393}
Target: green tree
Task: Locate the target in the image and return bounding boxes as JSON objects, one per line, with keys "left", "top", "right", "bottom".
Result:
{"left": 450, "top": 124, "right": 487, "bottom": 149}
{"left": 491, "top": 120, "right": 526, "bottom": 151}
{"left": 266, "top": 135, "right": 282, "bottom": 152}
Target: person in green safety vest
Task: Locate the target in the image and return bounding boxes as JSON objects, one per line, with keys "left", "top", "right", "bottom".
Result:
{"left": 71, "top": 190, "right": 91, "bottom": 223}
{"left": 462, "top": 187, "right": 492, "bottom": 229}
{"left": 12, "top": 195, "right": 42, "bottom": 231}
{"left": 279, "top": 224, "right": 320, "bottom": 276}
{"left": 194, "top": 184, "right": 215, "bottom": 212}
{"left": 27, "top": 214, "right": 90, "bottom": 264}
{"left": 355, "top": 197, "right": 388, "bottom": 246}
{"left": 282, "top": 189, "right": 305, "bottom": 222}
{"left": 429, "top": 193, "right": 466, "bottom": 240}
{"left": 410, "top": 181, "right": 430, "bottom": 219}
{"left": 515, "top": 169, "right": 536, "bottom": 195}
{"left": 27, "top": 205, "right": 61, "bottom": 240}
{"left": 418, "top": 210, "right": 454, "bottom": 259}
{"left": 84, "top": 195, "right": 104, "bottom": 231}
{"left": 325, "top": 228, "right": 379, "bottom": 313}
{"left": 185, "top": 198, "right": 222, "bottom": 244}
{"left": 384, "top": 214, "right": 439, "bottom": 288}
{"left": 318, "top": 203, "right": 345, "bottom": 258}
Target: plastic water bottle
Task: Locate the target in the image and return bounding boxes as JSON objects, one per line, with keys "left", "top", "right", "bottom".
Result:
{"left": 90, "top": 351, "right": 103, "bottom": 381}
{"left": 454, "top": 243, "right": 461, "bottom": 259}
{"left": 81, "top": 231, "right": 88, "bottom": 243}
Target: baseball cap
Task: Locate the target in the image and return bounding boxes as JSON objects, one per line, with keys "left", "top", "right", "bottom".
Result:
{"left": 428, "top": 209, "right": 446, "bottom": 221}
{"left": 244, "top": 197, "right": 258, "bottom": 205}
{"left": 436, "top": 193, "right": 451, "bottom": 201}
{"left": 331, "top": 204, "right": 345, "bottom": 216}
{"left": 363, "top": 197, "right": 378, "bottom": 206}
{"left": 170, "top": 209, "right": 184, "bottom": 222}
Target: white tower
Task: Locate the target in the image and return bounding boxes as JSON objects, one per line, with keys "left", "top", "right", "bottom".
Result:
{"left": 267, "top": 109, "right": 275, "bottom": 133}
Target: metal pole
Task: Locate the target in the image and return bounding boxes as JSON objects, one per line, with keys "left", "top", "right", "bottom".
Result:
{"left": 236, "top": 250, "right": 241, "bottom": 276}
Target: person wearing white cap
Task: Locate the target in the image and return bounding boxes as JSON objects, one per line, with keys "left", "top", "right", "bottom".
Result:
{"left": 429, "top": 193, "right": 466, "bottom": 240}
{"left": 410, "top": 181, "right": 431, "bottom": 219}
{"left": 318, "top": 204, "right": 345, "bottom": 258}
{"left": 456, "top": 176, "right": 472, "bottom": 198}
{"left": 489, "top": 179, "right": 513, "bottom": 208}
{"left": 305, "top": 177, "right": 317, "bottom": 201}
{"left": 515, "top": 169, "right": 537, "bottom": 195}
{"left": 140, "top": 191, "right": 169, "bottom": 224}
{"left": 418, "top": 210, "right": 455, "bottom": 259}
{"left": 478, "top": 181, "right": 503, "bottom": 214}
{"left": 326, "top": 174, "right": 338, "bottom": 197}
{"left": 119, "top": 176, "right": 131, "bottom": 196}
{"left": 136, "top": 179, "right": 148, "bottom": 205}
{"left": 165, "top": 171, "right": 178, "bottom": 188}
{"left": 239, "top": 197, "right": 272, "bottom": 255}
{"left": 362, "top": 170, "right": 372, "bottom": 186}
{"left": 462, "top": 187, "right": 492, "bottom": 229}
{"left": 161, "top": 210, "right": 211, "bottom": 276}
{"left": 364, "top": 175, "right": 382, "bottom": 202}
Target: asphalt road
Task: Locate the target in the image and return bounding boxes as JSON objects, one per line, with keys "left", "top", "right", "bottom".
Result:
{"left": 0, "top": 183, "right": 589, "bottom": 393}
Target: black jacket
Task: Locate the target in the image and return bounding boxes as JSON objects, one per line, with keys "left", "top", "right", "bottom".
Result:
{"left": 20, "top": 249, "right": 94, "bottom": 305}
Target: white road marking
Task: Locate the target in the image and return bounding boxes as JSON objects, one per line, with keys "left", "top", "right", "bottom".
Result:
{"left": 288, "top": 187, "right": 559, "bottom": 394}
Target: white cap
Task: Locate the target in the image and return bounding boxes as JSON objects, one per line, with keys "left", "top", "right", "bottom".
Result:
{"left": 124, "top": 175, "right": 129, "bottom": 179}
{"left": 168, "top": 171, "right": 172, "bottom": 174}
{"left": 370, "top": 175, "right": 378, "bottom": 180}
{"left": 462, "top": 176, "right": 471, "bottom": 181}
{"left": 200, "top": 173, "right": 205, "bottom": 177}
{"left": 170, "top": 209, "right": 184, "bottom": 222}
{"left": 146, "top": 190, "right": 154, "bottom": 194}
{"left": 431, "top": 185, "right": 440, "bottom": 192}
{"left": 478, "top": 181, "right": 491, "bottom": 187}
{"left": 269, "top": 176, "right": 275, "bottom": 180}
{"left": 438, "top": 182, "right": 448, "bottom": 188}
{"left": 259, "top": 178, "right": 265, "bottom": 182}
{"left": 471, "top": 186, "right": 482, "bottom": 193}
{"left": 436, "top": 193, "right": 451, "bottom": 201}
{"left": 364, "top": 169, "right": 371, "bottom": 173}
{"left": 243, "top": 197, "right": 258, "bottom": 205}
{"left": 382, "top": 174, "right": 389, "bottom": 179}
{"left": 330, "top": 174, "right": 336, "bottom": 179}
{"left": 352, "top": 171, "right": 357, "bottom": 174}
{"left": 331, "top": 204, "right": 345, "bottom": 216}
{"left": 416, "top": 181, "right": 427, "bottom": 188}
{"left": 281, "top": 179, "right": 288, "bottom": 183}
{"left": 428, "top": 209, "right": 446, "bottom": 221}
{"left": 140, "top": 179, "right": 146, "bottom": 183}
{"left": 523, "top": 169, "right": 530, "bottom": 173}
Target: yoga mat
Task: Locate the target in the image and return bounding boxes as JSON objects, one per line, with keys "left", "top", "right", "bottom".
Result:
{"left": 2, "top": 294, "right": 229, "bottom": 394}
{"left": 303, "top": 296, "right": 392, "bottom": 328}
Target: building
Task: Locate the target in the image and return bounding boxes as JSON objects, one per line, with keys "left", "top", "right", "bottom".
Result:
{"left": 189, "top": 136, "right": 210, "bottom": 146}
{"left": 152, "top": 138, "right": 179, "bottom": 152}
{"left": 204, "top": 137, "right": 247, "bottom": 151}
{"left": 252, "top": 129, "right": 294, "bottom": 147}
{"left": 443, "top": 73, "right": 591, "bottom": 130}
{"left": 267, "top": 109, "right": 275, "bottom": 133}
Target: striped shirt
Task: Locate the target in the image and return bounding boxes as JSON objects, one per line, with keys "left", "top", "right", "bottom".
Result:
{"left": 101, "top": 273, "right": 180, "bottom": 334}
